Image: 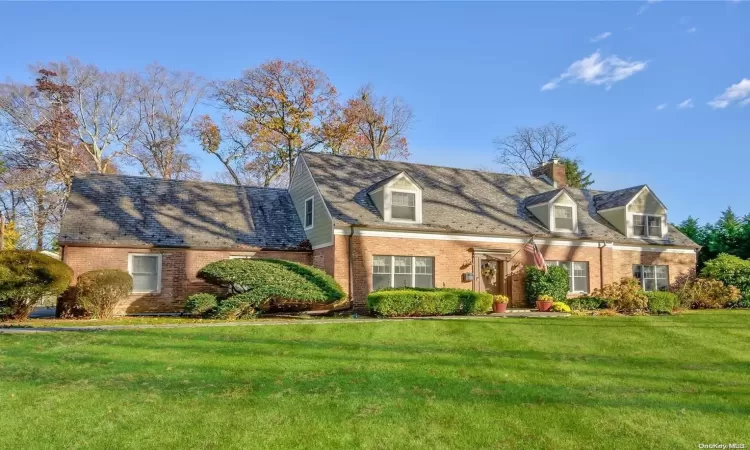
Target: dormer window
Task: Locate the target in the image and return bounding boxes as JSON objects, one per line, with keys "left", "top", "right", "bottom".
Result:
{"left": 391, "top": 192, "right": 416, "bottom": 220}
{"left": 633, "top": 214, "right": 662, "bottom": 238}
{"left": 554, "top": 205, "right": 574, "bottom": 231}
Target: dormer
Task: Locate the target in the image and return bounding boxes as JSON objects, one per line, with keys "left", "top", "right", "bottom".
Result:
{"left": 368, "top": 172, "right": 423, "bottom": 224}
{"left": 595, "top": 185, "right": 668, "bottom": 239}
{"left": 525, "top": 189, "right": 579, "bottom": 234}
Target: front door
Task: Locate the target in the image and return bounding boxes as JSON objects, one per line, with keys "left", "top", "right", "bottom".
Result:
{"left": 475, "top": 257, "right": 506, "bottom": 296}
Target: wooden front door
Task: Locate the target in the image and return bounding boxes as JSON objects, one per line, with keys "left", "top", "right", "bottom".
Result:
{"left": 474, "top": 257, "right": 507, "bottom": 296}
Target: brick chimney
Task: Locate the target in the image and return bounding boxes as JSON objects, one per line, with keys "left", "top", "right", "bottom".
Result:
{"left": 531, "top": 158, "right": 567, "bottom": 188}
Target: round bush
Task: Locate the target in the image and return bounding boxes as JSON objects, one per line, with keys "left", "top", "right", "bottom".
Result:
{"left": 701, "top": 254, "right": 750, "bottom": 308}
{"left": 591, "top": 278, "right": 648, "bottom": 313}
{"left": 0, "top": 251, "right": 73, "bottom": 320}
{"left": 76, "top": 269, "right": 133, "bottom": 319}
{"left": 645, "top": 291, "right": 678, "bottom": 314}
{"left": 548, "top": 301, "right": 571, "bottom": 313}
{"left": 183, "top": 293, "right": 218, "bottom": 316}
{"left": 198, "top": 259, "right": 345, "bottom": 308}
{"left": 367, "top": 288, "right": 492, "bottom": 317}
{"left": 524, "top": 266, "right": 569, "bottom": 305}
{"left": 672, "top": 277, "right": 740, "bottom": 309}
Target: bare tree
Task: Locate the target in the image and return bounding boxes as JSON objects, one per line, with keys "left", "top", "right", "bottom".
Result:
{"left": 493, "top": 122, "right": 576, "bottom": 175}
{"left": 343, "top": 84, "right": 413, "bottom": 160}
{"left": 126, "top": 64, "right": 205, "bottom": 180}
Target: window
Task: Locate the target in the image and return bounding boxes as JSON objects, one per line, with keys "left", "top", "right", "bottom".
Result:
{"left": 304, "top": 196, "right": 314, "bottom": 229}
{"left": 554, "top": 205, "right": 574, "bottom": 231}
{"left": 633, "top": 265, "right": 669, "bottom": 291}
{"left": 548, "top": 261, "right": 589, "bottom": 293}
{"left": 372, "top": 255, "right": 434, "bottom": 289}
{"left": 632, "top": 214, "right": 663, "bottom": 237}
{"left": 390, "top": 192, "right": 416, "bottom": 221}
{"left": 229, "top": 254, "right": 256, "bottom": 259}
{"left": 128, "top": 254, "right": 162, "bottom": 293}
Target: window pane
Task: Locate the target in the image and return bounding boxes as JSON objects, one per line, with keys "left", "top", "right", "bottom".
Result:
{"left": 648, "top": 216, "right": 661, "bottom": 236}
{"left": 392, "top": 192, "right": 415, "bottom": 206}
{"left": 415, "top": 274, "right": 433, "bottom": 288}
{"left": 394, "top": 275, "right": 412, "bottom": 288}
{"left": 372, "top": 256, "right": 391, "bottom": 274}
{"left": 644, "top": 279, "right": 656, "bottom": 291}
{"left": 573, "top": 276, "right": 588, "bottom": 293}
{"left": 414, "top": 257, "right": 432, "bottom": 274}
{"left": 573, "top": 262, "right": 587, "bottom": 277}
{"left": 655, "top": 265, "right": 668, "bottom": 279}
{"left": 633, "top": 265, "right": 642, "bottom": 280}
{"left": 656, "top": 278, "right": 669, "bottom": 291}
{"left": 305, "top": 198, "right": 313, "bottom": 227}
{"left": 132, "top": 255, "right": 157, "bottom": 274}
{"left": 394, "top": 256, "right": 412, "bottom": 274}
{"left": 633, "top": 215, "right": 646, "bottom": 235}
{"left": 133, "top": 274, "right": 157, "bottom": 292}
{"left": 642, "top": 266, "right": 655, "bottom": 279}
{"left": 554, "top": 206, "right": 574, "bottom": 230}
{"left": 391, "top": 206, "right": 415, "bottom": 220}
{"left": 373, "top": 274, "right": 391, "bottom": 290}
{"left": 391, "top": 192, "right": 416, "bottom": 220}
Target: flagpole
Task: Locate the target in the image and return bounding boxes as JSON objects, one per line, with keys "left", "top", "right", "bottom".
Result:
{"left": 509, "top": 235, "right": 536, "bottom": 261}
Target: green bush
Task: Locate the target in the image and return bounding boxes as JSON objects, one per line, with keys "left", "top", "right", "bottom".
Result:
{"left": 0, "top": 251, "right": 73, "bottom": 320}
{"left": 524, "top": 266, "right": 569, "bottom": 305}
{"left": 548, "top": 301, "right": 571, "bottom": 313}
{"left": 701, "top": 254, "right": 750, "bottom": 307}
{"left": 646, "top": 291, "right": 678, "bottom": 314}
{"left": 213, "top": 297, "right": 258, "bottom": 320}
{"left": 198, "top": 259, "right": 344, "bottom": 308}
{"left": 591, "top": 278, "right": 648, "bottom": 313}
{"left": 367, "top": 288, "right": 492, "bottom": 317}
{"left": 183, "top": 293, "right": 218, "bottom": 316}
{"left": 672, "top": 277, "right": 741, "bottom": 309}
{"left": 76, "top": 269, "right": 133, "bottom": 319}
{"left": 564, "top": 296, "right": 607, "bottom": 311}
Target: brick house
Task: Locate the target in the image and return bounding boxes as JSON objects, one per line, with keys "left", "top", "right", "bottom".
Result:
{"left": 59, "top": 153, "right": 699, "bottom": 313}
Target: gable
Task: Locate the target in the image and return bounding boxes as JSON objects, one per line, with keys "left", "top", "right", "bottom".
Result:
{"left": 627, "top": 188, "right": 666, "bottom": 215}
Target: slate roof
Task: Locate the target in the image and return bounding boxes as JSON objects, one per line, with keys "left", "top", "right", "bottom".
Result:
{"left": 523, "top": 188, "right": 566, "bottom": 207}
{"left": 593, "top": 185, "right": 646, "bottom": 210}
{"left": 59, "top": 174, "right": 309, "bottom": 250}
{"left": 301, "top": 152, "right": 698, "bottom": 248}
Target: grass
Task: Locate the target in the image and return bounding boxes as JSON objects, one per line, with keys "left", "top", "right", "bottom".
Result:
{"left": 1, "top": 311, "right": 749, "bottom": 449}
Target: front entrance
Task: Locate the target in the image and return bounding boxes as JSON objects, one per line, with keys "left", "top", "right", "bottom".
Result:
{"left": 472, "top": 250, "right": 511, "bottom": 299}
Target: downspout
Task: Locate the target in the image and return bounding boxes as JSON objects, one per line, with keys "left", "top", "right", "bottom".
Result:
{"left": 348, "top": 225, "right": 358, "bottom": 308}
{"left": 598, "top": 242, "right": 606, "bottom": 289}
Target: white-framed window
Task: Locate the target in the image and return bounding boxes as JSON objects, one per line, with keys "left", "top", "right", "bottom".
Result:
{"left": 633, "top": 265, "right": 669, "bottom": 291}
{"left": 548, "top": 261, "right": 589, "bottom": 293}
{"left": 128, "top": 254, "right": 162, "bottom": 294}
{"left": 372, "top": 255, "right": 434, "bottom": 290}
{"left": 553, "top": 205, "right": 574, "bottom": 231}
{"left": 632, "top": 214, "right": 663, "bottom": 237}
{"left": 229, "top": 254, "right": 256, "bottom": 259}
{"left": 304, "top": 196, "right": 314, "bottom": 229}
{"left": 390, "top": 191, "right": 416, "bottom": 221}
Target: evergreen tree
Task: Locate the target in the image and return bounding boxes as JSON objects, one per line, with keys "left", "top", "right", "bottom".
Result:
{"left": 560, "top": 158, "right": 594, "bottom": 188}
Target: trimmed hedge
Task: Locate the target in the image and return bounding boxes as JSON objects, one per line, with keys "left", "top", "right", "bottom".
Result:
{"left": 198, "top": 259, "right": 345, "bottom": 308}
{"left": 213, "top": 297, "right": 258, "bottom": 320}
{"left": 0, "top": 251, "right": 73, "bottom": 320}
{"left": 183, "top": 293, "right": 218, "bottom": 316}
{"left": 76, "top": 269, "right": 133, "bottom": 319}
{"left": 524, "top": 266, "right": 569, "bottom": 305}
{"left": 646, "top": 291, "right": 678, "bottom": 314}
{"left": 564, "top": 296, "right": 607, "bottom": 311}
{"left": 367, "top": 288, "right": 493, "bottom": 317}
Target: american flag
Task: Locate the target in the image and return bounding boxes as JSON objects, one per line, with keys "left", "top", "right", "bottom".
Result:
{"left": 524, "top": 238, "right": 547, "bottom": 272}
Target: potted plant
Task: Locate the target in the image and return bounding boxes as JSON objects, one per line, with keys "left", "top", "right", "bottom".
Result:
{"left": 492, "top": 295, "right": 509, "bottom": 313}
{"left": 536, "top": 294, "right": 555, "bottom": 312}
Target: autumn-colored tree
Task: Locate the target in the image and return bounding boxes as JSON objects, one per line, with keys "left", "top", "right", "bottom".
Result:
{"left": 126, "top": 64, "right": 205, "bottom": 180}
{"left": 214, "top": 59, "right": 338, "bottom": 184}
{"left": 1, "top": 220, "right": 20, "bottom": 250}
{"left": 342, "top": 84, "right": 413, "bottom": 160}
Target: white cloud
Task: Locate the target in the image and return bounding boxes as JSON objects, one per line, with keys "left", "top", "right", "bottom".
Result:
{"left": 678, "top": 98, "right": 694, "bottom": 109}
{"left": 656, "top": 103, "right": 668, "bottom": 110}
{"left": 590, "top": 32, "right": 612, "bottom": 43}
{"left": 541, "top": 51, "right": 648, "bottom": 91}
{"left": 686, "top": 27, "right": 697, "bottom": 33}
{"left": 708, "top": 78, "right": 750, "bottom": 109}
{"left": 637, "top": 0, "right": 662, "bottom": 15}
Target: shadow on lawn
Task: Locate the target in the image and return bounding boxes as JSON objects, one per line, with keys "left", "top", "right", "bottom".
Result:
{"left": 4, "top": 329, "right": 750, "bottom": 418}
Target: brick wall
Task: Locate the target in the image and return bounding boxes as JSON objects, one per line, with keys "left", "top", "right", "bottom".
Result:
{"left": 62, "top": 246, "right": 311, "bottom": 314}
{"left": 329, "top": 234, "right": 696, "bottom": 309}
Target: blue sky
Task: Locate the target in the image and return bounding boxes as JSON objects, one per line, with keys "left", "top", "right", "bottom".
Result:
{"left": 1, "top": 1, "right": 748, "bottom": 224}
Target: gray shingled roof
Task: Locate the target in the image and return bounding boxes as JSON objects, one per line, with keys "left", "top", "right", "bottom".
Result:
{"left": 593, "top": 185, "right": 646, "bottom": 210}
{"left": 523, "top": 188, "right": 565, "bottom": 207}
{"left": 301, "top": 152, "right": 698, "bottom": 248}
{"left": 60, "top": 174, "right": 309, "bottom": 250}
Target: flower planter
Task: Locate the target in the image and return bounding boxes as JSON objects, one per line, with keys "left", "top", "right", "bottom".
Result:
{"left": 536, "top": 300, "right": 553, "bottom": 312}
{"left": 492, "top": 302, "right": 507, "bottom": 313}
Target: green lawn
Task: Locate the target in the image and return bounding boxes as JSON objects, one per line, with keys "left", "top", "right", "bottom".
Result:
{"left": 1, "top": 311, "right": 749, "bottom": 449}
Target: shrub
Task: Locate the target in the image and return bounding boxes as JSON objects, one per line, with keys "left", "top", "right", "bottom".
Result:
{"left": 493, "top": 294, "right": 509, "bottom": 304}
{"left": 548, "top": 301, "right": 571, "bottom": 313}
{"left": 591, "top": 278, "right": 648, "bottom": 313}
{"left": 672, "top": 277, "right": 741, "bottom": 309}
{"left": 564, "top": 296, "right": 607, "bottom": 311}
{"left": 76, "top": 269, "right": 133, "bottom": 319}
{"left": 537, "top": 294, "right": 555, "bottom": 302}
{"left": 183, "top": 293, "right": 218, "bottom": 316}
{"left": 646, "top": 291, "right": 678, "bottom": 314}
{"left": 593, "top": 309, "right": 619, "bottom": 317}
{"left": 213, "top": 297, "right": 258, "bottom": 320}
{"left": 524, "top": 266, "right": 569, "bottom": 305}
{"left": 701, "top": 254, "right": 750, "bottom": 307}
{"left": 367, "top": 288, "right": 492, "bottom": 317}
{"left": 0, "top": 251, "right": 73, "bottom": 320}
{"left": 198, "top": 259, "right": 345, "bottom": 308}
